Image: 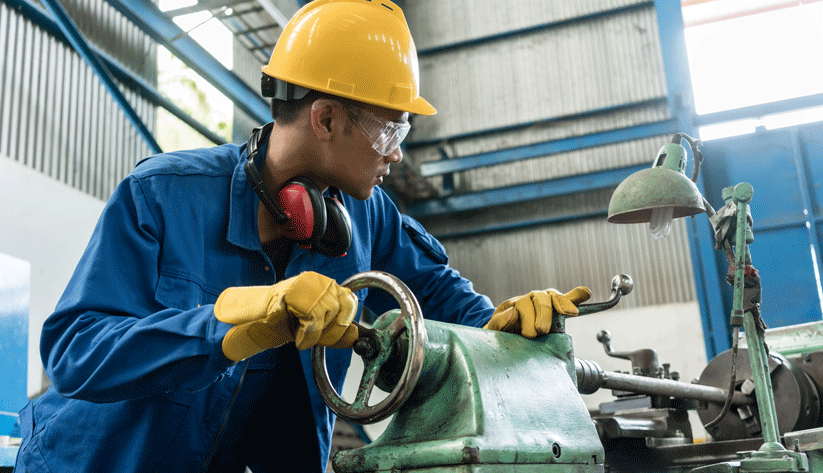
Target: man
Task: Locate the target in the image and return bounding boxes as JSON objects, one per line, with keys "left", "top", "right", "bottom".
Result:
{"left": 14, "top": 1, "right": 590, "bottom": 471}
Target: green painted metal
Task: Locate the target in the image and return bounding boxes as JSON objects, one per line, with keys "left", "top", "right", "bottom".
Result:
{"left": 732, "top": 183, "right": 782, "bottom": 449}
{"left": 691, "top": 183, "right": 813, "bottom": 473}
{"left": 749, "top": 322, "right": 823, "bottom": 357}
{"left": 333, "top": 319, "right": 604, "bottom": 473}
{"left": 660, "top": 143, "right": 688, "bottom": 173}
{"left": 606, "top": 144, "right": 705, "bottom": 224}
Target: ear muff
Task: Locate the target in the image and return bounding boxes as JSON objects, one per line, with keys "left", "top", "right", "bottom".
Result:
{"left": 277, "top": 177, "right": 327, "bottom": 245}
{"left": 245, "top": 123, "right": 353, "bottom": 257}
{"left": 313, "top": 193, "right": 353, "bottom": 258}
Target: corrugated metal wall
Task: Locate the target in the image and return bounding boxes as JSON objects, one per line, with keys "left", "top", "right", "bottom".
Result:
{"left": 0, "top": 0, "right": 155, "bottom": 201}
{"left": 402, "top": 0, "right": 697, "bottom": 307}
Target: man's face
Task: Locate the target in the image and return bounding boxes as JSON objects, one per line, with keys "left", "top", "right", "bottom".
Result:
{"left": 324, "top": 102, "right": 407, "bottom": 200}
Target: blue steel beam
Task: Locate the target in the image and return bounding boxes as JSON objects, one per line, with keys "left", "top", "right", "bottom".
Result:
{"left": 413, "top": 92, "right": 823, "bottom": 178}
{"left": 407, "top": 97, "right": 667, "bottom": 150}
{"left": 694, "top": 93, "right": 823, "bottom": 127}
{"left": 417, "top": 1, "right": 654, "bottom": 56}
{"left": 104, "top": 0, "right": 270, "bottom": 124}
{"left": 406, "top": 163, "right": 647, "bottom": 218}
{"left": 38, "top": 0, "right": 162, "bottom": 154}
{"left": 419, "top": 119, "right": 678, "bottom": 177}
{"left": 5, "top": 0, "right": 227, "bottom": 146}
{"left": 432, "top": 209, "right": 608, "bottom": 241}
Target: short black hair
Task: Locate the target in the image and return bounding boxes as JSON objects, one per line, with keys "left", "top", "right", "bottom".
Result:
{"left": 271, "top": 91, "right": 358, "bottom": 135}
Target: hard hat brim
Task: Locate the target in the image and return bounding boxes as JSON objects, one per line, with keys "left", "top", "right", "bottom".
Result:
{"left": 403, "top": 97, "right": 437, "bottom": 116}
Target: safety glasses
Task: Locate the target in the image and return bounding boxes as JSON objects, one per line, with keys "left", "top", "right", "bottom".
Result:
{"left": 342, "top": 104, "right": 411, "bottom": 156}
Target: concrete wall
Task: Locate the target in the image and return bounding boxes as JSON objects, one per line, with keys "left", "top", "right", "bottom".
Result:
{"left": 0, "top": 155, "right": 105, "bottom": 397}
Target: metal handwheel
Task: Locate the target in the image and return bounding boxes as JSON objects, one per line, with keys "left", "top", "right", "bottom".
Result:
{"left": 312, "top": 271, "right": 427, "bottom": 424}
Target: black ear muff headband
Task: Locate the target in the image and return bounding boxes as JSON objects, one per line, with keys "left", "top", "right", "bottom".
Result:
{"left": 244, "top": 122, "right": 289, "bottom": 226}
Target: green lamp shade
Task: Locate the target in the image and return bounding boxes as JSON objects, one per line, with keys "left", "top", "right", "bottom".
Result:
{"left": 607, "top": 167, "right": 706, "bottom": 224}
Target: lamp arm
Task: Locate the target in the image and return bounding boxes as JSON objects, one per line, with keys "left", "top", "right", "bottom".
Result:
{"left": 672, "top": 132, "right": 704, "bottom": 184}
{"left": 702, "top": 197, "right": 715, "bottom": 218}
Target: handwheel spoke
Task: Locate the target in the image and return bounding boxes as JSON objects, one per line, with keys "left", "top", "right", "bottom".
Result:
{"left": 353, "top": 360, "right": 381, "bottom": 410}
{"left": 385, "top": 315, "right": 408, "bottom": 343}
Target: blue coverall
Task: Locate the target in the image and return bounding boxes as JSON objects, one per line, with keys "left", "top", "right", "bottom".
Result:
{"left": 14, "top": 141, "right": 494, "bottom": 472}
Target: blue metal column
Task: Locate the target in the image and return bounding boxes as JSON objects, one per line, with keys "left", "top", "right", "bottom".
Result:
{"left": 655, "top": 0, "right": 730, "bottom": 357}
{"left": 38, "top": 0, "right": 162, "bottom": 154}
{"left": 0, "top": 253, "right": 30, "bottom": 466}
{"left": 789, "top": 129, "right": 823, "bottom": 301}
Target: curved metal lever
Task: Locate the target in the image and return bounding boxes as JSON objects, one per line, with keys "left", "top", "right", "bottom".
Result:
{"left": 549, "top": 274, "right": 633, "bottom": 335}
{"left": 596, "top": 329, "right": 660, "bottom": 377}
{"left": 577, "top": 274, "right": 633, "bottom": 316}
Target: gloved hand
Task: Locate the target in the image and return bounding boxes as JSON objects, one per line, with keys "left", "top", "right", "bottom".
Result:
{"left": 214, "top": 271, "right": 359, "bottom": 361}
{"left": 484, "top": 287, "right": 592, "bottom": 338}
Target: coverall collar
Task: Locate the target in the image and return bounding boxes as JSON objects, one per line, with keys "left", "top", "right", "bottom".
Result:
{"left": 227, "top": 143, "right": 264, "bottom": 252}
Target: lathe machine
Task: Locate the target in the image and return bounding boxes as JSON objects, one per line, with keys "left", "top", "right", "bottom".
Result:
{"left": 312, "top": 136, "right": 822, "bottom": 473}
{"left": 311, "top": 271, "right": 823, "bottom": 473}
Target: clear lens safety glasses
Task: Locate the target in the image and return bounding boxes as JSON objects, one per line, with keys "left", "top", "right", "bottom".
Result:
{"left": 347, "top": 106, "right": 411, "bottom": 156}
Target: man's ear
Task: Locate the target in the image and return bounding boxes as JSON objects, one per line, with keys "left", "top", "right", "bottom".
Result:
{"left": 310, "top": 99, "right": 337, "bottom": 142}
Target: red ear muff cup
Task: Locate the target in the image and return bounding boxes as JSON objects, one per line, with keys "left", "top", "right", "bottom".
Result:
{"left": 313, "top": 197, "right": 353, "bottom": 258}
{"left": 277, "top": 178, "right": 326, "bottom": 244}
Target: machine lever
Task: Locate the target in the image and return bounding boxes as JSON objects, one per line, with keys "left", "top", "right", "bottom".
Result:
{"left": 577, "top": 274, "right": 633, "bottom": 316}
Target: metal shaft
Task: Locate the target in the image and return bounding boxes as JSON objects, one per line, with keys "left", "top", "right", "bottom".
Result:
{"left": 732, "top": 183, "right": 782, "bottom": 449}
{"left": 576, "top": 358, "right": 753, "bottom": 405}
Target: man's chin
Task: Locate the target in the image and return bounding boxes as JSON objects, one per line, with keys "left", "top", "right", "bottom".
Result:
{"left": 342, "top": 186, "right": 373, "bottom": 201}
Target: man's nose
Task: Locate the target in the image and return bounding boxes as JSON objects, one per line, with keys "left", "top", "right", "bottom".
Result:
{"left": 386, "top": 147, "right": 403, "bottom": 164}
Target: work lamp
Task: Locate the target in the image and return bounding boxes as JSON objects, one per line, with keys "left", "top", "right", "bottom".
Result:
{"left": 607, "top": 133, "right": 707, "bottom": 239}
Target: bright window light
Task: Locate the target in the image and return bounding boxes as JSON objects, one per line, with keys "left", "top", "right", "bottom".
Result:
{"left": 762, "top": 105, "right": 823, "bottom": 130}
{"left": 683, "top": 0, "right": 823, "bottom": 139}
{"left": 155, "top": 0, "right": 235, "bottom": 150}
{"left": 697, "top": 119, "right": 757, "bottom": 141}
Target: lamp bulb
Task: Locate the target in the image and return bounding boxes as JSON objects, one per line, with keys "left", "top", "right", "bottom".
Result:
{"left": 649, "top": 207, "right": 673, "bottom": 240}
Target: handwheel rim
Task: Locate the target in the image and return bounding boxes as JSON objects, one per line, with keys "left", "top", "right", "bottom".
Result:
{"left": 312, "top": 271, "right": 427, "bottom": 424}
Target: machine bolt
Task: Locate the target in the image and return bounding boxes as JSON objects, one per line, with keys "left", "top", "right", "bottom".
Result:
{"left": 353, "top": 337, "right": 378, "bottom": 360}
{"left": 740, "top": 379, "right": 756, "bottom": 395}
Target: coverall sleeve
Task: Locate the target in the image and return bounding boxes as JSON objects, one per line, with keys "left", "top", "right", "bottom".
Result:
{"left": 367, "top": 191, "right": 494, "bottom": 328}
{"left": 40, "top": 175, "right": 235, "bottom": 403}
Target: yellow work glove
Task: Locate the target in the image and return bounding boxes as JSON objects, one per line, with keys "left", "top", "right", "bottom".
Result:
{"left": 484, "top": 287, "right": 592, "bottom": 339}
{"left": 214, "top": 271, "right": 359, "bottom": 362}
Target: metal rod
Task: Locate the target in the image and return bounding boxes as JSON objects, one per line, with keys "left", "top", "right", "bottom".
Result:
{"left": 600, "top": 371, "right": 753, "bottom": 405}
{"left": 576, "top": 359, "right": 753, "bottom": 405}
{"left": 732, "top": 183, "right": 783, "bottom": 448}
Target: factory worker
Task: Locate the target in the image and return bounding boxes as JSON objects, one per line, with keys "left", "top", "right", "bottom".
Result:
{"left": 14, "top": 1, "right": 590, "bottom": 471}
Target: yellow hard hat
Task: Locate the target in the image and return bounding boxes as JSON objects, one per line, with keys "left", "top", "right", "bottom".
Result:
{"left": 261, "top": 0, "right": 436, "bottom": 116}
